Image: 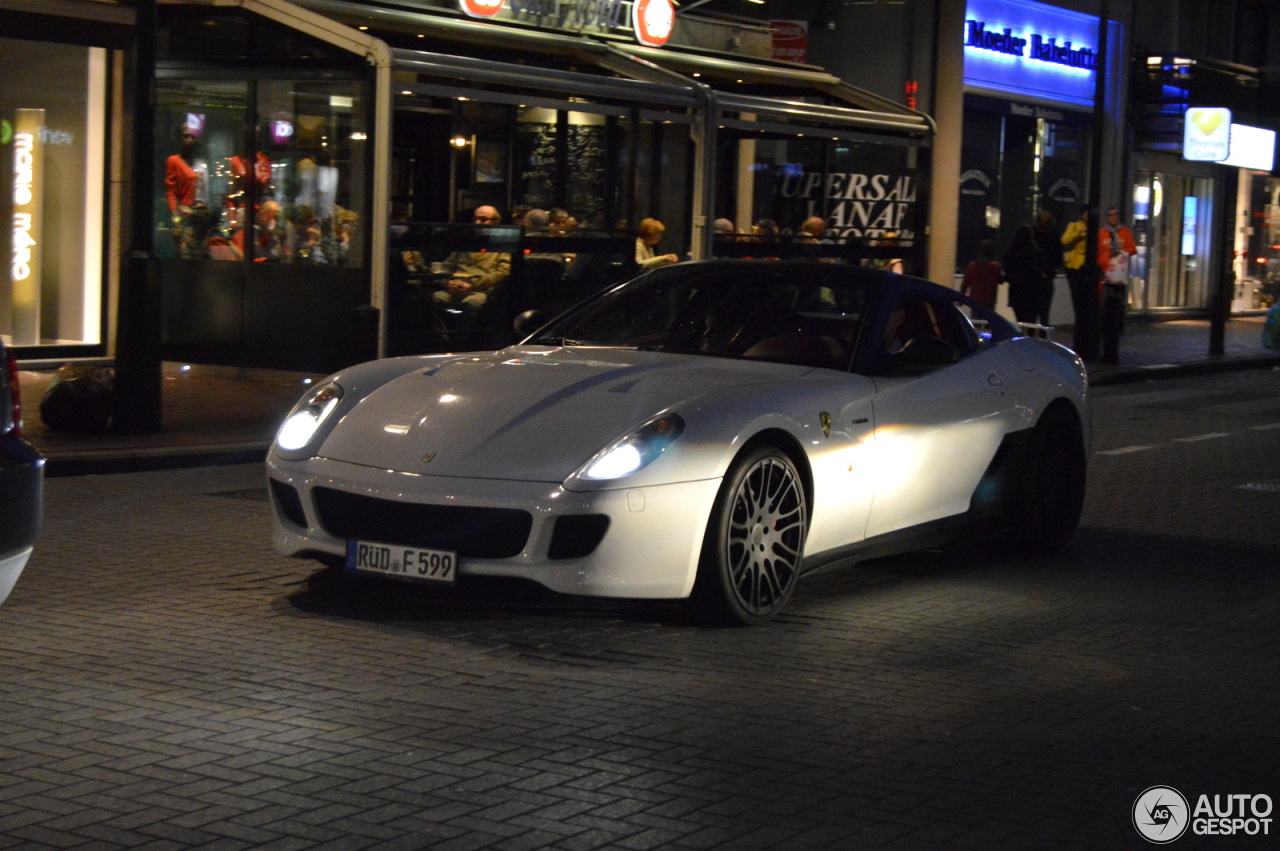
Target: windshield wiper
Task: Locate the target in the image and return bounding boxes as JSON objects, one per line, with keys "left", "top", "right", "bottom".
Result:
{"left": 529, "top": 335, "right": 585, "bottom": 347}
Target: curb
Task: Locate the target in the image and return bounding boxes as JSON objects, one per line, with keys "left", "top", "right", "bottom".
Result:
{"left": 1087, "top": 353, "right": 1280, "bottom": 386}
{"left": 44, "top": 443, "right": 269, "bottom": 478}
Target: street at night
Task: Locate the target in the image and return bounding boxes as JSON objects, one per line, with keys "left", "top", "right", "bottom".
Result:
{"left": 1, "top": 368, "right": 1277, "bottom": 849}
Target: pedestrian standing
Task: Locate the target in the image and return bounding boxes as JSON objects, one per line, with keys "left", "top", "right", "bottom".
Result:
{"left": 1060, "top": 205, "right": 1093, "bottom": 325}
{"left": 1032, "top": 210, "right": 1061, "bottom": 325}
{"left": 1003, "top": 225, "right": 1050, "bottom": 334}
{"left": 960, "top": 239, "right": 1003, "bottom": 309}
{"left": 1098, "top": 206, "right": 1137, "bottom": 286}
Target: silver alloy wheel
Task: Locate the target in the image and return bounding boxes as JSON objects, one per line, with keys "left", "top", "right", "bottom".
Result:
{"left": 723, "top": 453, "right": 806, "bottom": 618}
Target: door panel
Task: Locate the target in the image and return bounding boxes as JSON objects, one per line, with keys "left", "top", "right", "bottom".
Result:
{"left": 863, "top": 346, "right": 1016, "bottom": 539}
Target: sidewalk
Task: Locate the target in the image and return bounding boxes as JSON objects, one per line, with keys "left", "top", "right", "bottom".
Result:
{"left": 19, "top": 363, "right": 324, "bottom": 477}
{"left": 17, "top": 315, "right": 1280, "bottom": 476}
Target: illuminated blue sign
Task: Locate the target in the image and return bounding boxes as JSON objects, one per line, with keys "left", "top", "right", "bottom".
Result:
{"left": 964, "top": 0, "right": 1103, "bottom": 108}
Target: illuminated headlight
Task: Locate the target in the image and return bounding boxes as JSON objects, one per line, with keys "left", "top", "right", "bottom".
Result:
{"left": 578, "top": 413, "right": 685, "bottom": 481}
{"left": 275, "top": 382, "right": 343, "bottom": 451}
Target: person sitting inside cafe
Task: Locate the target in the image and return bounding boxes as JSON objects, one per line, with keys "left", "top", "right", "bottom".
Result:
{"left": 432, "top": 204, "right": 511, "bottom": 326}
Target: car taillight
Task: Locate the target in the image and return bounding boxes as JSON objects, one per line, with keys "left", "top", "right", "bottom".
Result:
{"left": 6, "top": 351, "right": 22, "bottom": 440}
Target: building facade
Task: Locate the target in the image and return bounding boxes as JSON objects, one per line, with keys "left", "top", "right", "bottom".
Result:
{"left": 4, "top": 0, "right": 1277, "bottom": 381}
{"left": 806, "top": 0, "right": 1279, "bottom": 326}
{"left": 1, "top": 0, "right": 930, "bottom": 375}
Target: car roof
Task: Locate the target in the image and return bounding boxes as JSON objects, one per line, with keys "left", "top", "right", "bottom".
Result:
{"left": 651, "top": 259, "right": 1020, "bottom": 340}
{"left": 651, "top": 259, "right": 986, "bottom": 306}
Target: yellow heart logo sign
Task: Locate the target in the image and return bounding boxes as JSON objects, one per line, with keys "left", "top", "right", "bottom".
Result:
{"left": 1192, "top": 110, "right": 1224, "bottom": 136}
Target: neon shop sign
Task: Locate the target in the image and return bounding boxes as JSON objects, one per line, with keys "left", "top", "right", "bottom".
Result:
{"left": 964, "top": 19, "right": 1096, "bottom": 70}
{"left": 962, "top": 0, "right": 1101, "bottom": 108}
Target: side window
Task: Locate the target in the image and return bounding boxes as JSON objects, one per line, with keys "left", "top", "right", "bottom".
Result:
{"left": 931, "top": 298, "right": 980, "bottom": 356}
{"left": 877, "top": 293, "right": 982, "bottom": 375}
{"left": 882, "top": 295, "right": 937, "bottom": 353}
{"left": 883, "top": 295, "right": 977, "bottom": 354}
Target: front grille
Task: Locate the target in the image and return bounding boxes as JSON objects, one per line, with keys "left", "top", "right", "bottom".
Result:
{"left": 313, "top": 487, "right": 532, "bottom": 559}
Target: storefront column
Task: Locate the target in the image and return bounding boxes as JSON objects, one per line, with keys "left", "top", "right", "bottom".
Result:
{"left": 1210, "top": 167, "right": 1239, "bottom": 355}
{"left": 370, "top": 56, "right": 393, "bottom": 357}
{"left": 114, "top": 0, "right": 163, "bottom": 433}
{"left": 926, "top": 0, "right": 966, "bottom": 284}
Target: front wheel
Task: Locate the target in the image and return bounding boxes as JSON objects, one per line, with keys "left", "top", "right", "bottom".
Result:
{"left": 692, "top": 445, "right": 808, "bottom": 626}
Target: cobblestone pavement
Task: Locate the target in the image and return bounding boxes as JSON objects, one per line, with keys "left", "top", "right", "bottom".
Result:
{"left": 2, "top": 371, "right": 1279, "bottom": 849}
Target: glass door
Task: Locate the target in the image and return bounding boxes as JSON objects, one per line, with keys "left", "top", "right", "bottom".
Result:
{"left": 1131, "top": 172, "right": 1215, "bottom": 310}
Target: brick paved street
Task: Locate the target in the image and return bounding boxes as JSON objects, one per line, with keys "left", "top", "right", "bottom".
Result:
{"left": 2, "top": 370, "right": 1279, "bottom": 849}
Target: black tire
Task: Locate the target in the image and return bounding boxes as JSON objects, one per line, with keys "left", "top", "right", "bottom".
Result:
{"left": 692, "top": 445, "right": 808, "bottom": 626}
{"left": 1010, "top": 404, "right": 1086, "bottom": 551}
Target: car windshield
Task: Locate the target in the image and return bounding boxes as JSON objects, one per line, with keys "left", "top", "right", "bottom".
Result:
{"left": 527, "top": 264, "right": 872, "bottom": 371}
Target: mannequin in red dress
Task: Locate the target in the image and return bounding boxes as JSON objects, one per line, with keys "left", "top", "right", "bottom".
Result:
{"left": 164, "top": 124, "right": 210, "bottom": 257}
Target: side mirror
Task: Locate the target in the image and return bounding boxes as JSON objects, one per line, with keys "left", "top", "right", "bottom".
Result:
{"left": 513, "top": 309, "right": 547, "bottom": 339}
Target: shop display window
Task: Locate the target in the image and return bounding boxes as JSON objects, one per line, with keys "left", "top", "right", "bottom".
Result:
{"left": 1, "top": 38, "right": 106, "bottom": 348}
{"left": 154, "top": 79, "right": 368, "bottom": 267}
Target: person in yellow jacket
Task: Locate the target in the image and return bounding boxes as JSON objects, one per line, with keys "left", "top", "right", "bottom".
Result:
{"left": 1061, "top": 205, "right": 1093, "bottom": 329}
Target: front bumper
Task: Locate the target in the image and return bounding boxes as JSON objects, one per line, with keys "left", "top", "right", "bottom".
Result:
{"left": 266, "top": 455, "right": 721, "bottom": 599}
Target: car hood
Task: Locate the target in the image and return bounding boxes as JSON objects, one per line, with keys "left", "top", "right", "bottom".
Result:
{"left": 318, "top": 346, "right": 795, "bottom": 481}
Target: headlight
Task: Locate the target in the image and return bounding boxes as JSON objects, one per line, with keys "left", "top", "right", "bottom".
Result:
{"left": 275, "top": 382, "right": 343, "bottom": 451}
{"left": 578, "top": 413, "right": 685, "bottom": 481}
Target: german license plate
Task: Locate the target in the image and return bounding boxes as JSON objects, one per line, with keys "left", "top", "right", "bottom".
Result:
{"left": 346, "top": 539, "right": 456, "bottom": 584}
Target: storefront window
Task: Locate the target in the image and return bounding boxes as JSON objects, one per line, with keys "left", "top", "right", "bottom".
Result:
{"left": 1, "top": 38, "right": 107, "bottom": 348}
{"left": 957, "top": 99, "right": 1089, "bottom": 275}
{"left": 155, "top": 78, "right": 367, "bottom": 266}
{"left": 1238, "top": 174, "right": 1280, "bottom": 311}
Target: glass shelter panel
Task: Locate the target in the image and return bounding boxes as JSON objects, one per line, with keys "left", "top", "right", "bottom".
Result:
{"left": 155, "top": 81, "right": 250, "bottom": 261}
{"left": 155, "top": 79, "right": 367, "bottom": 266}
{"left": 716, "top": 132, "right": 923, "bottom": 271}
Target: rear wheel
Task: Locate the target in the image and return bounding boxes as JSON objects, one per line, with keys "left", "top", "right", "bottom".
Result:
{"left": 1010, "top": 404, "right": 1086, "bottom": 551}
{"left": 693, "top": 445, "right": 808, "bottom": 626}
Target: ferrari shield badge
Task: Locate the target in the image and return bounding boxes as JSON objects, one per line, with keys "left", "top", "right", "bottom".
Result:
{"left": 820, "top": 412, "right": 832, "bottom": 438}
{"left": 421, "top": 450, "right": 437, "bottom": 464}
